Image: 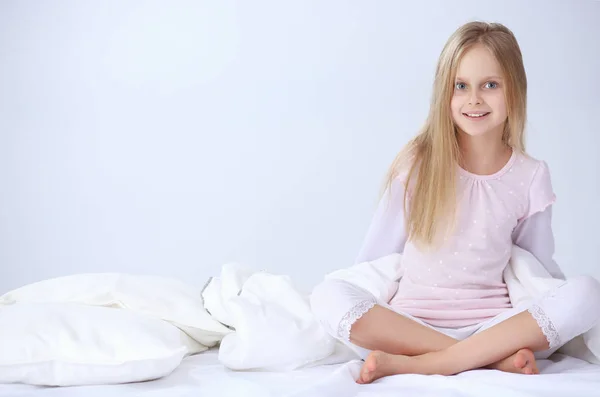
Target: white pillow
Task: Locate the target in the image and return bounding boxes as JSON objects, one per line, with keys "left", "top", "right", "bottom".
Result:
{"left": 0, "top": 302, "right": 206, "bottom": 386}
{"left": 0, "top": 273, "right": 231, "bottom": 347}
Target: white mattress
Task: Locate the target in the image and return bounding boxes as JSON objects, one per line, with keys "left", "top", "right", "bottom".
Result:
{"left": 1, "top": 349, "right": 599, "bottom": 396}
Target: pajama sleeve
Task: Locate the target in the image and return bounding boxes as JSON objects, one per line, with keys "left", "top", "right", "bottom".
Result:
{"left": 520, "top": 160, "right": 556, "bottom": 221}
{"left": 512, "top": 206, "right": 566, "bottom": 279}
{"left": 354, "top": 175, "right": 409, "bottom": 264}
{"left": 513, "top": 160, "right": 565, "bottom": 279}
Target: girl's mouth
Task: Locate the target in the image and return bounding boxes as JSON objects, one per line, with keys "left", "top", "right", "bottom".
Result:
{"left": 463, "top": 112, "right": 490, "bottom": 120}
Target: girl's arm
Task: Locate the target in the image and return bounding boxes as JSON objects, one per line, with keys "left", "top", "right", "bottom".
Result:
{"left": 354, "top": 176, "right": 408, "bottom": 264}
{"left": 512, "top": 206, "right": 566, "bottom": 279}
{"left": 511, "top": 160, "right": 565, "bottom": 280}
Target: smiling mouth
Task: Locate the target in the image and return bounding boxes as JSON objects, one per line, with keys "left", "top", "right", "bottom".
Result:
{"left": 463, "top": 112, "right": 490, "bottom": 119}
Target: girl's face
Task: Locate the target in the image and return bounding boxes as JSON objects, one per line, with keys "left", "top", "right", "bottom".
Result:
{"left": 450, "top": 44, "right": 508, "bottom": 140}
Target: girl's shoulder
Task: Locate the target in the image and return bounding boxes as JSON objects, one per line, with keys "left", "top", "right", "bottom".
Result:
{"left": 511, "top": 151, "right": 553, "bottom": 188}
{"left": 510, "top": 151, "right": 556, "bottom": 218}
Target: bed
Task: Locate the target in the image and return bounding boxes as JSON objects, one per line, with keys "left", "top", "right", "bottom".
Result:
{"left": 2, "top": 253, "right": 599, "bottom": 396}
{"left": 1, "top": 348, "right": 599, "bottom": 397}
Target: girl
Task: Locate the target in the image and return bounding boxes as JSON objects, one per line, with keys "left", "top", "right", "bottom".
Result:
{"left": 310, "top": 21, "right": 600, "bottom": 384}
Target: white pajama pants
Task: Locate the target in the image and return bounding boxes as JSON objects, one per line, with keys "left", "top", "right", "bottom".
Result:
{"left": 310, "top": 276, "right": 600, "bottom": 360}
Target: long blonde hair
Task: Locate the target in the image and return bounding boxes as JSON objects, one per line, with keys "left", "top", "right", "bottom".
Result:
{"left": 383, "top": 21, "right": 528, "bottom": 248}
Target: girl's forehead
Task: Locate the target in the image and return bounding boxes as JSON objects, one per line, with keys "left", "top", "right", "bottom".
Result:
{"left": 456, "top": 46, "right": 503, "bottom": 79}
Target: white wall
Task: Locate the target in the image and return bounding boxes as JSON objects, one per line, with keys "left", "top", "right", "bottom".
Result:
{"left": 1, "top": 0, "right": 598, "bottom": 294}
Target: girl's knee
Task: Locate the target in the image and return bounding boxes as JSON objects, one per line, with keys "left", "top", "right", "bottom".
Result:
{"left": 309, "top": 279, "right": 376, "bottom": 330}
{"left": 565, "top": 275, "right": 600, "bottom": 308}
{"left": 530, "top": 276, "right": 600, "bottom": 351}
{"left": 309, "top": 279, "right": 350, "bottom": 316}
{"left": 549, "top": 276, "right": 600, "bottom": 338}
{"left": 577, "top": 275, "right": 600, "bottom": 297}
{"left": 309, "top": 280, "right": 334, "bottom": 321}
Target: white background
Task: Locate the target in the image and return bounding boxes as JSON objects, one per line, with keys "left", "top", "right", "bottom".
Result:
{"left": 1, "top": 0, "right": 598, "bottom": 294}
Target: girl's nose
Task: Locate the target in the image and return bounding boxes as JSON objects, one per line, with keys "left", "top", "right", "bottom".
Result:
{"left": 469, "top": 89, "right": 482, "bottom": 105}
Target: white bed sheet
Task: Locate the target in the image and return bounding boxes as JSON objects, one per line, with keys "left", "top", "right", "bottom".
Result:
{"left": 1, "top": 349, "right": 599, "bottom": 397}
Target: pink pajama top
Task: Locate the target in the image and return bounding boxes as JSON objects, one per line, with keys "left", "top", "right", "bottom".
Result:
{"left": 355, "top": 150, "right": 563, "bottom": 328}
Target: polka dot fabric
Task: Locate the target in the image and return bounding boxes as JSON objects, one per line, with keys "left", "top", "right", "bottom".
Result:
{"left": 389, "top": 150, "right": 556, "bottom": 327}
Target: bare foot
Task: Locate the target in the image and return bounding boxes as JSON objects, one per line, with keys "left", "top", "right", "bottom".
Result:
{"left": 357, "top": 349, "right": 538, "bottom": 384}
{"left": 356, "top": 351, "right": 413, "bottom": 384}
{"left": 488, "top": 348, "right": 539, "bottom": 375}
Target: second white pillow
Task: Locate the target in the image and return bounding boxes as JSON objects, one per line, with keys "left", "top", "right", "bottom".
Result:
{"left": 0, "top": 302, "right": 206, "bottom": 386}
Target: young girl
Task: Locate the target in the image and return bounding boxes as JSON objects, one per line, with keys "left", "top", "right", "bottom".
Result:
{"left": 310, "top": 21, "right": 600, "bottom": 384}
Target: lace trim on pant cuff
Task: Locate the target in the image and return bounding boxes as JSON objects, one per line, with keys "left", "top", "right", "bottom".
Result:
{"left": 528, "top": 304, "right": 561, "bottom": 349}
{"left": 337, "top": 299, "right": 377, "bottom": 341}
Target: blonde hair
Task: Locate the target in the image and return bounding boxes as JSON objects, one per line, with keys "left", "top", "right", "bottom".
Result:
{"left": 383, "top": 21, "right": 528, "bottom": 248}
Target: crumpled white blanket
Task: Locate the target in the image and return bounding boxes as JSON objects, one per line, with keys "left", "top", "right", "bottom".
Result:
{"left": 203, "top": 245, "right": 600, "bottom": 370}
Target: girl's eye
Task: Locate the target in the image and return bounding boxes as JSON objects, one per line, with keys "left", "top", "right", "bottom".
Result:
{"left": 485, "top": 81, "right": 498, "bottom": 89}
{"left": 455, "top": 82, "right": 467, "bottom": 90}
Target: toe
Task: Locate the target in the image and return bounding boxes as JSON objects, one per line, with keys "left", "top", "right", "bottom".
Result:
{"left": 357, "top": 364, "right": 372, "bottom": 384}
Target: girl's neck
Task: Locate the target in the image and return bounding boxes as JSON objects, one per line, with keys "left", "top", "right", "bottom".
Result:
{"left": 457, "top": 130, "right": 511, "bottom": 176}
